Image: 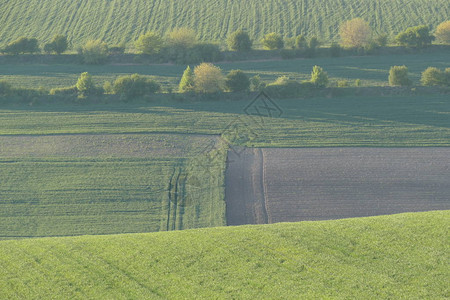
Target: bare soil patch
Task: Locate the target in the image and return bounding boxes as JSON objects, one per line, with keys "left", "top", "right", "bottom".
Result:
{"left": 225, "top": 148, "right": 450, "bottom": 225}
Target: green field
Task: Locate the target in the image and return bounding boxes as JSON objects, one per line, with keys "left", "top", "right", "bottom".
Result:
{"left": 1, "top": 52, "right": 449, "bottom": 90}
{"left": 0, "top": 134, "right": 226, "bottom": 239}
{"left": 1, "top": 94, "right": 449, "bottom": 238}
{"left": 1, "top": 95, "right": 449, "bottom": 147}
{"left": 0, "top": 0, "right": 448, "bottom": 46}
{"left": 0, "top": 211, "right": 448, "bottom": 299}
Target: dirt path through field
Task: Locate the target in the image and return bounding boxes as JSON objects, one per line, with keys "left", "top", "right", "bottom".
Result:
{"left": 225, "top": 148, "right": 268, "bottom": 225}
{"left": 225, "top": 147, "right": 450, "bottom": 225}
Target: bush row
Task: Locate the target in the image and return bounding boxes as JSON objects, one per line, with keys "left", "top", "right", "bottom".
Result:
{"left": 1, "top": 20, "right": 448, "bottom": 64}
{"left": 1, "top": 65, "right": 449, "bottom": 102}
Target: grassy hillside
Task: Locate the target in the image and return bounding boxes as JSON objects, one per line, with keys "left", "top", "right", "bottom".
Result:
{"left": 0, "top": 0, "right": 448, "bottom": 46}
{"left": 1, "top": 52, "right": 449, "bottom": 90}
{"left": 0, "top": 211, "right": 448, "bottom": 299}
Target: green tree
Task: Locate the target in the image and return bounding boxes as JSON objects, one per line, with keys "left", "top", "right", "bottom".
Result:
{"left": 194, "top": 63, "right": 224, "bottom": 93}
{"left": 389, "top": 66, "right": 412, "bottom": 86}
{"left": 435, "top": 21, "right": 450, "bottom": 44}
{"left": 261, "top": 33, "right": 284, "bottom": 50}
{"left": 227, "top": 30, "right": 252, "bottom": 51}
{"left": 44, "top": 35, "right": 68, "bottom": 54}
{"left": 310, "top": 66, "right": 328, "bottom": 87}
{"left": 295, "top": 35, "right": 308, "bottom": 49}
{"left": 374, "top": 34, "right": 389, "bottom": 47}
{"left": 329, "top": 43, "right": 341, "bottom": 57}
{"left": 179, "top": 66, "right": 195, "bottom": 92}
{"left": 135, "top": 32, "right": 164, "bottom": 55}
{"left": 81, "top": 40, "right": 108, "bottom": 64}
{"left": 421, "top": 67, "right": 445, "bottom": 86}
{"left": 309, "top": 36, "right": 320, "bottom": 49}
{"left": 0, "top": 81, "right": 13, "bottom": 96}
{"left": 225, "top": 70, "right": 250, "bottom": 92}
{"left": 396, "top": 25, "right": 434, "bottom": 48}
{"left": 76, "top": 72, "right": 95, "bottom": 97}
{"left": 250, "top": 75, "right": 265, "bottom": 92}
{"left": 2, "top": 37, "right": 39, "bottom": 54}
{"left": 339, "top": 18, "right": 372, "bottom": 48}
{"left": 113, "top": 74, "right": 160, "bottom": 98}
{"left": 167, "top": 28, "right": 197, "bottom": 49}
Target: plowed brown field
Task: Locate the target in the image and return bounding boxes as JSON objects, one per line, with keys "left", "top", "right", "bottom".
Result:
{"left": 225, "top": 148, "right": 450, "bottom": 225}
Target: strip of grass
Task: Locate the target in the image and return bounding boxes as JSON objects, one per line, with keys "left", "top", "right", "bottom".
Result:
{"left": 1, "top": 95, "right": 449, "bottom": 147}
{"left": 0, "top": 52, "right": 449, "bottom": 90}
{"left": 0, "top": 211, "right": 448, "bottom": 299}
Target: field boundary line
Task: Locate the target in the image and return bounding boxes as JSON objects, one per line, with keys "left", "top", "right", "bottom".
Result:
{"left": 166, "top": 168, "right": 177, "bottom": 231}
{"left": 258, "top": 148, "right": 269, "bottom": 224}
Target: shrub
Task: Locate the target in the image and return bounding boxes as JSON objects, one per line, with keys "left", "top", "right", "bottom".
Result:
{"left": 2, "top": 37, "right": 39, "bottom": 54}
{"left": 295, "top": 35, "right": 308, "bottom": 49}
{"left": 190, "top": 43, "right": 222, "bottom": 62}
{"left": 337, "top": 80, "right": 349, "bottom": 87}
{"left": 167, "top": 28, "right": 197, "bottom": 49}
{"left": 103, "top": 81, "right": 114, "bottom": 94}
{"left": 265, "top": 76, "right": 305, "bottom": 98}
{"left": 109, "top": 45, "right": 126, "bottom": 55}
{"left": 389, "top": 66, "right": 412, "bottom": 86}
{"left": 193, "top": 63, "right": 224, "bottom": 93}
{"left": 49, "top": 86, "right": 77, "bottom": 96}
{"left": 435, "top": 21, "right": 450, "bottom": 44}
{"left": 179, "top": 66, "right": 195, "bottom": 92}
{"left": 250, "top": 75, "right": 265, "bottom": 92}
{"left": 225, "top": 70, "right": 250, "bottom": 92}
{"left": 396, "top": 25, "right": 434, "bottom": 48}
{"left": 135, "top": 32, "right": 164, "bottom": 55}
{"left": 308, "top": 36, "right": 320, "bottom": 50}
{"left": 81, "top": 40, "right": 108, "bottom": 64}
{"left": 446, "top": 68, "right": 450, "bottom": 86}
{"left": 421, "top": 67, "right": 445, "bottom": 86}
{"left": 165, "top": 43, "right": 221, "bottom": 64}
{"left": 227, "top": 30, "right": 252, "bottom": 51}
{"left": 364, "top": 40, "right": 379, "bottom": 54}
{"left": 76, "top": 72, "right": 96, "bottom": 97}
{"left": 339, "top": 18, "right": 372, "bottom": 48}
{"left": 0, "top": 81, "right": 13, "bottom": 96}
{"left": 329, "top": 43, "right": 341, "bottom": 57}
{"left": 374, "top": 34, "right": 389, "bottom": 47}
{"left": 305, "top": 37, "right": 320, "bottom": 57}
{"left": 310, "top": 66, "right": 329, "bottom": 88}
{"left": 44, "top": 35, "right": 68, "bottom": 54}
{"left": 280, "top": 49, "right": 298, "bottom": 59}
{"left": 113, "top": 74, "right": 161, "bottom": 98}
{"left": 261, "top": 33, "right": 284, "bottom": 50}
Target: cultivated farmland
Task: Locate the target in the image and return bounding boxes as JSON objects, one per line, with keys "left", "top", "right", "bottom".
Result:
{"left": 0, "top": 134, "right": 226, "bottom": 239}
{"left": 226, "top": 148, "right": 450, "bottom": 225}
{"left": 0, "top": 0, "right": 448, "bottom": 45}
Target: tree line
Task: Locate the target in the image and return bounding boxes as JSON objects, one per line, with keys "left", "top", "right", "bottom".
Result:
{"left": 1, "top": 63, "right": 448, "bottom": 102}
{"left": 1, "top": 20, "right": 449, "bottom": 63}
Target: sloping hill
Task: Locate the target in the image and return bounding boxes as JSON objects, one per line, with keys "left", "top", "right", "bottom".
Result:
{"left": 1, "top": 211, "right": 448, "bottom": 299}
{"left": 0, "top": 0, "right": 448, "bottom": 46}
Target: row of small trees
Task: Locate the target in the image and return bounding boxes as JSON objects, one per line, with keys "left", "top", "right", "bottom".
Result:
{"left": 389, "top": 66, "right": 450, "bottom": 87}
{"left": 2, "top": 20, "right": 449, "bottom": 56}
{"left": 178, "top": 63, "right": 330, "bottom": 94}
{"left": 339, "top": 19, "right": 447, "bottom": 49}
{"left": 1, "top": 35, "right": 69, "bottom": 55}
